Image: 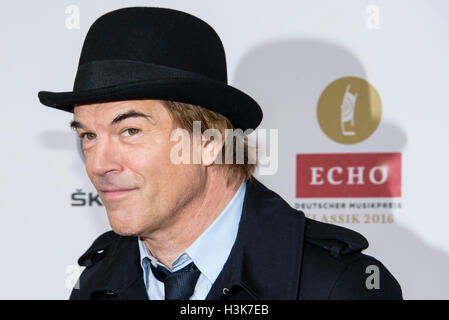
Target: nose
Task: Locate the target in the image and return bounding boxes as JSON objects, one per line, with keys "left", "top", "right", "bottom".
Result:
{"left": 86, "top": 136, "right": 123, "bottom": 177}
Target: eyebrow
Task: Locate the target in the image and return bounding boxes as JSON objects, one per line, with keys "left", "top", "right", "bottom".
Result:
{"left": 70, "top": 109, "right": 154, "bottom": 130}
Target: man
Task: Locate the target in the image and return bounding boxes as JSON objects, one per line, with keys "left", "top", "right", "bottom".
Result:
{"left": 38, "top": 7, "right": 402, "bottom": 300}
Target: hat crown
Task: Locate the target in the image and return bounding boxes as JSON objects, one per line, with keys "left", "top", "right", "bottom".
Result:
{"left": 38, "top": 7, "right": 263, "bottom": 132}
{"left": 78, "top": 7, "right": 227, "bottom": 83}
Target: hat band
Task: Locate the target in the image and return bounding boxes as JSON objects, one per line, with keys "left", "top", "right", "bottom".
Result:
{"left": 73, "top": 60, "right": 214, "bottom": 91}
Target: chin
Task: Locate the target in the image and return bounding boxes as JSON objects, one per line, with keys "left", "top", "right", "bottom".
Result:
{"left": 107, "top": 210, "right": 146, "bottom": 237}
{"left": 110, "top": 222, "right": 145, "bottom": 237}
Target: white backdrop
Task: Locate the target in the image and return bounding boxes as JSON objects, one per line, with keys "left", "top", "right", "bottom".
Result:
{"left": 1, "top": 0, "right": 448, "bottom": 299}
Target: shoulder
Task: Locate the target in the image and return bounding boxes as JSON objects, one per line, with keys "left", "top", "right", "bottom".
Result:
{"left": 77, "top": 230, "right": 121, "bottom": 267}
{"left": 69, "top": 231, "right": 129, "bottom": 300}
{"left": 299, "top": 218, "right": 403, "bottom": 299}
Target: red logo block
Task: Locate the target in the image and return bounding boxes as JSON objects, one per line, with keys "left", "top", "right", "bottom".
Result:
{"left": 296, "top": 153, "right": 402, "bottom": 198}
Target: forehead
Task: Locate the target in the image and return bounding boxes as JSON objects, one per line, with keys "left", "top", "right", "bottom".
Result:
{"left": 71, "top": 100, "right": 173, "bottom": 128}
{"left": 74, "top": 99, "right": 167, "bottom": 119}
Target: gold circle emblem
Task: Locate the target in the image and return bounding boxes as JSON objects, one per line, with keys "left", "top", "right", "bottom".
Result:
{"left": 317, "top": 76, "right": 382, "bottom": 144}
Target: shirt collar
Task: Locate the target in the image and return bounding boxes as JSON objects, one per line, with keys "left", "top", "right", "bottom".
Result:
{"left": 138, "top": 180, "right": 246, "bottom": 283}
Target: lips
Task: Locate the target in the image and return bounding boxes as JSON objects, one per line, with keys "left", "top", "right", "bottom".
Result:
{"left": 100, "top": 188, "right": 137, "bottom": 200}
{"left": 101, "top": 188, "right": 134, "bottom": 192}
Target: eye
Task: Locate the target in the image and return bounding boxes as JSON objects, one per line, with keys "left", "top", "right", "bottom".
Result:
{"left": 79, "top": 132, "right": 97, "bottom": 141}
{"left": 123, "top": 128, "right": 141, "bottom": 136}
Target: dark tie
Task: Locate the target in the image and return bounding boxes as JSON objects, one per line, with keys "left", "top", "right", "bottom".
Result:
{"left": 150, "top": 262, "right": 201, "bottom": 300}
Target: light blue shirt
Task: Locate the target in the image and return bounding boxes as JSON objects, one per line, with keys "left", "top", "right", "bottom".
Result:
{"left": 138, "top": 181, "right": 246, "bottom": 300}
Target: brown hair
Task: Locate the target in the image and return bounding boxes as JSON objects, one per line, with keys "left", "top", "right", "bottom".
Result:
{"left": 162, "top": 100, "right": 257, "bottom": 186}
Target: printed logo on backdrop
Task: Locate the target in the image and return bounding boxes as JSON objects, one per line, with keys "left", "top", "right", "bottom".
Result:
{"left": 317, "top": 76, "right": 382, "bottom": 145}
{"left": 296, "top": 153, "right": 401, "bottom": 198}
{"left": 295, "top": 76, "right": 402, "bottom": 225}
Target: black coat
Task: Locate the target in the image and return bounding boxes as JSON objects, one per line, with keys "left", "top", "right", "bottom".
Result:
{"left": 70, "top": 178, "right": 403, "bottom": 300}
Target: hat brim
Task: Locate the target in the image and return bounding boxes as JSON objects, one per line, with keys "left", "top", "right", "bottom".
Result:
{"left": 38, "top": 77, "right": 262, "bottom": 132}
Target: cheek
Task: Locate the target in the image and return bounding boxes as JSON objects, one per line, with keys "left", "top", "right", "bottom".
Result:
{"left": 130, "top": 142, "right": 201, "bottom": 192}
{"left": 126, "top": 143, "right": 169, "bottom": 175}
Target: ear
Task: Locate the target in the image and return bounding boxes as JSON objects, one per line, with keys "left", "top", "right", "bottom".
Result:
{"left": 201, "top": 129, "right": 225, "bottom": 166}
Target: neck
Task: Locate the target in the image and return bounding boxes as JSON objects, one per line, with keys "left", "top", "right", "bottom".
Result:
{"left": 141, "top": 169, "right": 243, "bottom": 270}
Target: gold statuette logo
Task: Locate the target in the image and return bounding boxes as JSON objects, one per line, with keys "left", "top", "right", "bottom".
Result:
{"left": 317, "top": 76, "right": 382, "bottom": 144}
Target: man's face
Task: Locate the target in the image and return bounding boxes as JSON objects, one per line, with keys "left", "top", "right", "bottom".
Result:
{"left": 73, "top": 100, "right": 205, "bottom": 236}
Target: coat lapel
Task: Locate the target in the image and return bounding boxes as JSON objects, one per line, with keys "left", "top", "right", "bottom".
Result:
{"left": 206, "top": 177, "right": 306, "bottom": 300}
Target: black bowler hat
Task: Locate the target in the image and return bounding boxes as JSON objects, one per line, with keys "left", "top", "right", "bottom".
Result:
{"left": 38, "top": 7, "right": 263, "bottom": 131}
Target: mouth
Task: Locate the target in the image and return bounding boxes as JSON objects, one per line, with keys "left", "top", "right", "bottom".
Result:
{"left": 101, "top": 188, "right": 138, "bottom": 200}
